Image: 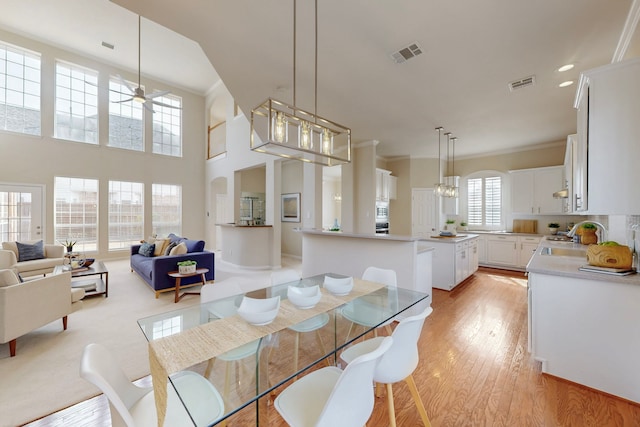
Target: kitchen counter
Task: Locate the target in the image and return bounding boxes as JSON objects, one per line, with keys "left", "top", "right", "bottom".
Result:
{"left": 527, "top": 236, "right": 640, "bottom": 403}
{"left": 526, "top": 238, "right": 640, "bottom": 285}
{"left": 419, "top": 233, "right": 479, "bottom": 243}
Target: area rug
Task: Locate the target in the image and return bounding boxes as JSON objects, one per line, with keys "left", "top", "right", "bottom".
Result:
{"left": 0, "top": 257, "right": 276, "bottom": 427}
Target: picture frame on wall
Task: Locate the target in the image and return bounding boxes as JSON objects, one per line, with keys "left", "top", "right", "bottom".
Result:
{"left": 281, "top": 193, "right": 301, "bottom": 222}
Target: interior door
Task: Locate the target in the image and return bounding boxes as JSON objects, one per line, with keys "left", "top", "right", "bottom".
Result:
{"left": 0, "top": 183, "right": 44, "bottom": 242}
{"left": 411, "top": 188, "right": 436, "bottom": 237}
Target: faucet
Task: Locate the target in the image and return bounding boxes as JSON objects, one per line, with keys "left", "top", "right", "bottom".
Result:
{"left": 567, "top": 220, "right": 608, "bottom": 243}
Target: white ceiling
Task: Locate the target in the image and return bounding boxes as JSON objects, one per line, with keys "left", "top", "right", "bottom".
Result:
{"left": 1, "top": 0, "right": 638, "bottom": 159}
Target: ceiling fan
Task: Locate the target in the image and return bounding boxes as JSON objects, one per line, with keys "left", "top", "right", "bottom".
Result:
{"left": 114, "top": 15, "right": 180, "bottom": 112}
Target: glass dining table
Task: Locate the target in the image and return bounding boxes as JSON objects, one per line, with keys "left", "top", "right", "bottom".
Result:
{"left": 137, "top": 273, "right": 430, "bottom": 426}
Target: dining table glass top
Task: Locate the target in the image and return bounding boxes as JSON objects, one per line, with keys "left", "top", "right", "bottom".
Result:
{"left": 137, "top": 273, "right": 429, "bottom": 426}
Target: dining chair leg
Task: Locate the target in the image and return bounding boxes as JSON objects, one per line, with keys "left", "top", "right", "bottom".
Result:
{"left": 344, "top": 322, "right": 356, "bottom": 344}
{"left": 314, "top": 330, "right": 330, "bottom": 367}
{"left": 204, "top": 357, "right": 215, "bottom": 379}
{"left": 375, "top": 382, "right": 384, "bottom": 398}
{"left": 384, "top": 323, "right": 393, "bottom": 336}
{"left": 293, "top": 332, "right": 301, "bottom": 380}
{"left": 223, "top": 361, "right": 233, "bottom": 403}
{"left": 405, "top": 374, "right": 432, "bottom": 427}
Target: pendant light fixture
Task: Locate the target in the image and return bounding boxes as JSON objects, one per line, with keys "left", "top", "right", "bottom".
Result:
{"left": 434, "top": 127, "right": 446, "bottom": 196}
{"left": 450, "top": 136, "right": 459, "bottom": 198}
{"left": 443, "top": 132, "right": 452, "bottom": 196}
{"left": 250, "top": 0, "right": 351, "bottom": 166}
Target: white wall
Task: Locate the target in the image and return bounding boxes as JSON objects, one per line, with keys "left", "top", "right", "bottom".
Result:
{"left": 0, "top": 28, "right": 207, "bottom": 260}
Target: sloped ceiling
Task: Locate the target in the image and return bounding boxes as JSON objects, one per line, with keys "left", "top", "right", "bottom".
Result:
{"left": 1, "top": 0, "right": 638, "bottom": 159}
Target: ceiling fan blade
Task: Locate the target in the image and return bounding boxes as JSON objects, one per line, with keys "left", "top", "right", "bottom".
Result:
{"left": 112, "top": 97, "right": 135, "bottom": 104}
{"left": 146, "top": 90, "right": 171, "bottom": 99}
{"left": 115, "top": 74, "right": 135, "bottom": 93}
{"left": 143, "top": 100, "right": 155, "bottom": 113}
{"left": 151, "top": 100, "right": 182, "bottom": 109}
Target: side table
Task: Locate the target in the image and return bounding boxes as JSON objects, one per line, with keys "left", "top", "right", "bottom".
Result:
{"left": 167, "top": 268, "right": 209, "bottom": 303}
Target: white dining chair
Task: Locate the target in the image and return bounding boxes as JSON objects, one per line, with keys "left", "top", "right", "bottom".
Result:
{"left": 274, "top": 336, "right": 393, "bottom": 427}
{"left": 271, "top": 269, "right": 329, "bottom": 377}
{"left": 200, "top": 277, "right": 262, "bottom": 403}
{"left": 342, "top": 266, "right": 398, "bottom": 342}
{"left": 340, "top": 306, "right": 434, "bottom": 427}
{"left": 80, "top": 343, "right": 224, "bottom": 427}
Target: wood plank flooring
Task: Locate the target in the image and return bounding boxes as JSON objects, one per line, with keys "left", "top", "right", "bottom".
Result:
{"left": 24, "top": 268, "right": 640, "bottom": 426}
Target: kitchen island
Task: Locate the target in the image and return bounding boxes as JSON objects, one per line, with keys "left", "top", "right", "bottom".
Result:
{"left": 419, "top": 234, "right": 479, "bottom": 290}
{"left": 218, "top": 223, "right": 274, "bottom": 269}
{"left": 300, "top": 229, "right": 434, "bottom": 313}
{"left": 527, "top": 239, "right": 640, "bottom": 403}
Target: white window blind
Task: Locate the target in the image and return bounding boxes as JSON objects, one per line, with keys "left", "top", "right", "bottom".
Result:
{"left": 466, "top": 175, "right": 502, "bottom": 227}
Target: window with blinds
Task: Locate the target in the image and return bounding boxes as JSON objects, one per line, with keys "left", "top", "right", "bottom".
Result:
{"left": 467, "top": 175, "right": 502, "bottom": 227}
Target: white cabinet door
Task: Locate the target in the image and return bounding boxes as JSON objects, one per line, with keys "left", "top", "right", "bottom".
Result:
{"left": 486, "top": 235, "right": 518, "bottom": 266}
{"left": 582, "top": 58, "right": 640, "bottom": 214}
{"left": 517, "top": 236, "right": 541, "bottom": 268}
{"left": 376, "top": 169, "right": 392, "bottom": 202}
{"left": 469, "top": 238, "right": 479, "bottom": 274}
{"left": 510, "top": 170, "right": 534, "bottom": 214}
{"left": 455, "top": 242, "right": 469, "bottom": 285}
{"left": 511, "top": 167, "right": 563, "bottom": 214}
{"left": 476, "top": 234, "right": 487, "bottom": 264}
{"left": 431, "top": 242, "right": 455, "bottom": 290}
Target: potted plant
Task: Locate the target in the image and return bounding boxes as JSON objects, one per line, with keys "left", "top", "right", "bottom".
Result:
{"left": 59, "top": 238, "right": 77, "bottom": 253}
{"left": 177, "top": 260, "right": 197, "bottom": 274}
{"left": 460, "top": 221, "right": 468, "bottom": 231}
{"left": 547, "top": 222, "right": 560, "bottom": 235}
{"left": 445, "top": 219, "right": 456, "bottom": 233}
{"left": 578, "top": 223, "right": 598, "bottom": 245}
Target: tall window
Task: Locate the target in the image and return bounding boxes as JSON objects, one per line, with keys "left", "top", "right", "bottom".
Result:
{"left": 108, "top": 181, "right": 144, "bottom": 250}
{"left": 0, "top": 190, "right": 32, "bottom": 242}
{"left": 54, "top": 61, "right": 98, "bottom": 144}
{"left": 54, "top": 177, "right": 98, "bottom": 252}
{"left": 152, "top": 184, "right": 181, "bottom": 236}
{"left": 0, "top": 42, "right": 41, "bottom": 135}
{"left": 467, "top": 174, "right": 503, "bottom": 228}
{"left": 108, "top": 77, "right": 143, "bottom": 151}
{"left": 152, "top": 94, "right": 182, "bottom": 156}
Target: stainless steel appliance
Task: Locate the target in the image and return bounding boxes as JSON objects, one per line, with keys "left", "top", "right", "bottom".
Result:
{"left": 375, "top": 201, "right": 389, "bottom": 234}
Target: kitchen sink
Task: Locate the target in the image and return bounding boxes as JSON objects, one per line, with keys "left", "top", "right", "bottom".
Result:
{"left": 540, "top": 246, "right": 586, "bottom": 257}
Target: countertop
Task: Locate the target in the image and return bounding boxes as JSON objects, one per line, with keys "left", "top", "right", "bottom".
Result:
{"left": 526, "top": 238, "right": 640, "bottom": 285}
{"left": 217, "top": 223, "right": 272, "bottom": 228}
{"left": 469, "top": 230, "right": 546, "bottom": 237}
{"left": 419, "top": 234, "right": 479, "bottom": 243}
{"left": 299, "top": 228, "right": 475, "bottom": 245}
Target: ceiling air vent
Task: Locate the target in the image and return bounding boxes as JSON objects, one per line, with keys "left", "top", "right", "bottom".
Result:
{"left": 390, "top": 42, "right": 423, "bottom": 64}
{"left": 508, "top": 75, "right": 535, "bottom": 92}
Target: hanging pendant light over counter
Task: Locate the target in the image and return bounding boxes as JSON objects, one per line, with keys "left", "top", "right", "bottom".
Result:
{"left": 250, "top": 0, "right": 351, "bottom": 166}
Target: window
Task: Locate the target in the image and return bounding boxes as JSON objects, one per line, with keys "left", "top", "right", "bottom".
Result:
{"left": 108, "top": 77, "right": 144, "bottom": 151}
{"left": 54, "top": 61, "right": 98, "bottom": 144}
{"left": 0, "top": 190, "right": 32, "bottom": 242}
{"left": 54, "top": 177, "right": 98, "bottom": 252}
{"left": 108, "top": 181, "right": 144, "bottom": 250}
{"left": 0, "top": 42, "right": 41, "bottom": 135}
{"left": 152, "top": 184, "right": 181, "bottom": 236}
{"left": 467, "top": 174, "right": 503, "bottom": 228}
{"left": 152, "top": 94, "right": 182, "bottom": 156}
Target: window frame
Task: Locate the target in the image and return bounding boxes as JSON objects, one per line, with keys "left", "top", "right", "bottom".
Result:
{"left": 152, "top": 183, "right": 182, "bottom": 237}
{"left": 152, "top": 94, "right": 182, "bottom": 157}
{"left": 54, "top": 176, "right": 99, "bottom": 253}
{"left": 463, "top": 171, "right": 506, "bottom": 231}
{"left": 108, "top": 76, "right": 144, "bottom": 151}
{"left": 108, "top": 180, "right": 144, "bottom": 251}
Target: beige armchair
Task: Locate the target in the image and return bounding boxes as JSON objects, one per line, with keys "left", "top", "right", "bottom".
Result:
{"left": 0, "top": 241, "right": 65, "bottom": 278}
{"left": 0, "top": 269, "right": 84, "bottom": 357}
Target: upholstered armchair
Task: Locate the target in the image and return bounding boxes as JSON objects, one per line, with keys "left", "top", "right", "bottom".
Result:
{"left": 0, "top": 269, "right": 84, "bottom": 357}
{"left": 0, "top": 241, "right": 65, "bottom": 278}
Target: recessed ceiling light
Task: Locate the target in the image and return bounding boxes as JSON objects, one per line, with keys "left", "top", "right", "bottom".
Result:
{"left": 558, "top": 64, "right": 574, "bottom": 72}
{"left": 559, "top": 80, "right": 574, "bottom": 88}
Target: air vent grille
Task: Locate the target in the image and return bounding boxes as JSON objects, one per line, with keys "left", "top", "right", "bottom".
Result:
{"left": 390, "top": 42, "right": 423, "bottom": 64}
{"left": 509, "top": 75, "right": 535, "bottom": 91}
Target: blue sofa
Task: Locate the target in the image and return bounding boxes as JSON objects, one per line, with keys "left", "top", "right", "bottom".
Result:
{"left": 130, "top": 235, "right": 214, "bottom": 298}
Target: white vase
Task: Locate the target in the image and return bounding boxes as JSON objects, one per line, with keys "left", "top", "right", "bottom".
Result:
{"left": 179, "top": 264, "right": 196, "bottom": 274}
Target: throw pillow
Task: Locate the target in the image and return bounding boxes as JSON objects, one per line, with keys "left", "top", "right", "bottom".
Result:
{"left": 169, "top": 242, "right": 188, "bottom": 256}
{"left": 16, "top": 240, "right": 45, "bottom": 262}
{"left": 164, "top": 241, "right": 178, "bottom": 256}
{"left": 0, "top": 269, "right": 20, "bottom": 287}
{"left": 138, "top": 242, "right": 155, "bottom": 257}
{"left": 153, "top": 238, "right": 170, "bottom": 256}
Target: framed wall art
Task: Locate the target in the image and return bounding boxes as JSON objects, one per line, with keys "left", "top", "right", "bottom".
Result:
{"left": 281, "top": 193, "right": 301, "bottom": 222}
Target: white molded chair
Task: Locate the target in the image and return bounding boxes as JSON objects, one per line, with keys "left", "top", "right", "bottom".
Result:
{"left": 80, "top": 343, "right": 224, "bottom": 427}
{"left": 274, "top": 336, "right": 393, "bottom": 427}
{"left": 342, "top": 266, "right": 398, "bottom": 341}
{"left": 200, "top": 277, "right": 262, "bottom": 402}
{"left": 271, "top": 270, "right": 329, "bottom": 376}
{"left": 340, "top": 307, "right": 434, "bottom": 427}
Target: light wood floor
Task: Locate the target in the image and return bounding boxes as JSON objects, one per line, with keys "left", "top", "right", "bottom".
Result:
{"left": 24, "top": 268, "right": 640, "bottom": 426}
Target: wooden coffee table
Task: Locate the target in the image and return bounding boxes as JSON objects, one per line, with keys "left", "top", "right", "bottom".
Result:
{"left": 167, "top": 268, "right": 209, "bottom": 303}
{"left": 54, "top": 261, "right": 109, "bottom": 297}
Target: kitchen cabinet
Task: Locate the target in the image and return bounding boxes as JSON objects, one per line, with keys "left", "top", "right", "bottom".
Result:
{"left": 575, "top": 57, "right": 640, "bottom": 214}
{"left": 376, "top": 169, "right": 395, "bottom": 201}
{"left": 430, "top": 236, "right": 478, "bottom": 291}
{"left": 486, "top": 234, "right": 518, "bottom": 266}
{"left": 561, "top": 135, "right": 574, "bottom": 213}
{"left": 510, "top": 167, "right": 564, "bottom": 214}
{"left": 484, "top": 233, "right": 541, "bottom": 270}
{"left": 469, "top": 238, "right": 479, "bottom": 274}
{"left": 476, "top": 234, "right": 487, "bottom": 264}
{"left": 517, "top": 236, "right": 541, "bottom": 268}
